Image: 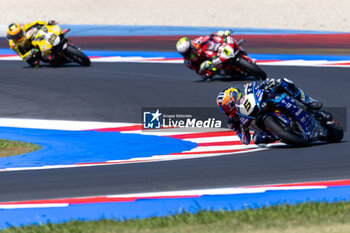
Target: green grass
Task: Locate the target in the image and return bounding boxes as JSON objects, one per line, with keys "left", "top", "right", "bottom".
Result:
{"left": 2, "top": 201, "right": 350, "bottom": 233}
{"left": 0, "top": 139, "right": 41, "bottom": 157}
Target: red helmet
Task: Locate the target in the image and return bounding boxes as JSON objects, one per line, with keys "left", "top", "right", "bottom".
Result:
{"left": 216, "top": 87, "right": 241, "bottom": 117}
{"left": 7, "top": 23, "right": 25, "bottom": 41}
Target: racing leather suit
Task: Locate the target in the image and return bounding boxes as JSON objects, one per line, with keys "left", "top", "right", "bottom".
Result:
{"left": 184, "top": 30, "right": 231, "bottom": 79}
{"left": 8, "top": 20, "right": 55, "bottom": 66}
{"left": 228, "top": 78, "right": 322, "bottom": 145}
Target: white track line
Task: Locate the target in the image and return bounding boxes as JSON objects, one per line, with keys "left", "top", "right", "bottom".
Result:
{"left": 183, "top": 135, "right": 239, "bottom": 143}
{"left": 0, "top": 204, "right": 69, "bottom": 209}
{"left": 107, "top": 185, "right": 327, "bottom": 198}
{"left": 0, "top": 118, "right": 135, "bottom": 130}
{"left": 187, "top": 144, "right": 258, "bottom": 152}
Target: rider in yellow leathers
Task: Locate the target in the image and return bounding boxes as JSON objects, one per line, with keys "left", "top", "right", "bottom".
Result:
{"left": 7, "top": 20, "right": 56, "bottom": 67}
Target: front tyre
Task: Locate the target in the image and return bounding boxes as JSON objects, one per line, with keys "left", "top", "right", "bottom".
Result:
{"left": 236, "top": 57, "right": 266, "bottom": 81}
{"left": 264, "top": 115, "right": 309, "bottom": 146}
{"left": 323, "top": 121, "right": 343, "bottom": 143}
{"left": 64, "top": 45, "right": 90, "bottom": 66}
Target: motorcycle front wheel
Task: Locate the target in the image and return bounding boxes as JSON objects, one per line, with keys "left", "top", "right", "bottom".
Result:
{"left": 323, "top": 121, "right": 344, "bottom": 143}
{"left": 264, "top": 115, "right": 309, "bottom": 146}
{"left": 64, "top": 45, "right": 91, "bottom": 66}
{"left": 236, "top": 57, "right": 266, "bottom": 81}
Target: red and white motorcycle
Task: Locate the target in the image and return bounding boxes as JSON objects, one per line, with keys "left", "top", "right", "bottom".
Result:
{"left": 203, "top": 36, "right": 266, "bottom": 80}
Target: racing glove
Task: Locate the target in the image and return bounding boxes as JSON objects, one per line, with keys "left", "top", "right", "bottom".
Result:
{"left": 261, "top": 78, "right": 280, "bottom": 92}
{"left": 199, "top": 61, "right": 217, "bottom": 80}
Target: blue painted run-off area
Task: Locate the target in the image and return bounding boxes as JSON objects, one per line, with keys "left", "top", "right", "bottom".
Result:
{"left": 2, "top": 48, "right": 350, "bottom": 61}
{"left": 1, "top": 185, "right": 350, "bottom": 229}
{"left": 0, "top": 127, "right": 196, "bottom": 169}
{"left": 58, "top": 25, "right": 343, "bottom": 36}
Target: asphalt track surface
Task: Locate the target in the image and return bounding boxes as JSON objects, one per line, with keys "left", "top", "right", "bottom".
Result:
{"left": 0, "top": 61, "right": 349, "bottom": 202}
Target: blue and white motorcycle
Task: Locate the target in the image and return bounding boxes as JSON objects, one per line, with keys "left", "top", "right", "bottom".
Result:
{"left": 237, "top": 81, "right": 344, "bottom": 146}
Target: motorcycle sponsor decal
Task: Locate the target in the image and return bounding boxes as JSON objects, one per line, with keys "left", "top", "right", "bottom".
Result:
{"left": 295, "top": 108, "right": 303, "bottom": 116}
{"left": 255, "top": 89, "right": 264, "bottom": 103}
{"left": 274, "top": 111, "right": 289, "bottom": 125}
{"left": 219, "top": 45, "right": 235, "bottom": 60}
{"left": 26, "top": 28, "right": 37, "bottom": 37}
{"left": 240, "top": 117, "right": 250, "bottom": 125}
{"left": 285, "top": 102, "right": 293, "bottom": 109}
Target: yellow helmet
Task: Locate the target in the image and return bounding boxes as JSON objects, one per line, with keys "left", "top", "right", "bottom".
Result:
{"left": 176, "top": 37, "right": 194, "bottom": 57}
{"left": 7, "top": 23, "right": 25, "bottom": 41}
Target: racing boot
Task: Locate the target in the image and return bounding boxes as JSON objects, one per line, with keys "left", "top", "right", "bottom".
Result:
{"left": 26, "top": 48, "right": 40, "bottom": 67}
{"left": 252, "top": 131, "right": 276, "bottom": 147}
{"left": 279, "top": 78, "right": 322, "bottom": 110}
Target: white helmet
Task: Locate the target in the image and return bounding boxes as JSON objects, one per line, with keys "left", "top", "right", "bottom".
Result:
{"left": 176, "top": 37, "right": 193, "bottom": 57}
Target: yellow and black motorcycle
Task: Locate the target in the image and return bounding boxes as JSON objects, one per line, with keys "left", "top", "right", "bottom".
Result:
{"left": 30, "top": 24, "right": 90, "bottom": 66}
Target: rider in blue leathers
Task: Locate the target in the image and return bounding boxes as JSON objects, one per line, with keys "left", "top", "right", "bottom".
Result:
{"left": 216, "top": 78, "right": 323, "bottom": 145}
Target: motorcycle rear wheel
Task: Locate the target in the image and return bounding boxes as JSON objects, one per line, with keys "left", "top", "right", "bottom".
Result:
{"left": 264, "top": 115, "right": 309, "bottom": 146}
{"left": 236, "top": 57, "right": 266, "bottom": 81}
{"left": 64, "top": 45, "right": 91, "bottom": 66}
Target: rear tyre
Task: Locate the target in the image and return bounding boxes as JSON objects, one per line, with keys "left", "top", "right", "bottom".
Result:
{"left": 64, "top": 45, "right": 90, "bottom": 66}
{"left": 237, "top": 57, "right": 266, "bottom": 80}
{"left": 264, "top": 115, "right": 309, "bottom": 146}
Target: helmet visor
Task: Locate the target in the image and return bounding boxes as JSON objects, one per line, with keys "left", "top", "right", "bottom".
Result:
{"left": 182, "top": 46, "right": 195, "bottom": 58}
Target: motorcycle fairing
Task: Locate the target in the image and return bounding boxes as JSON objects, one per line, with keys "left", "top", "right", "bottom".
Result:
{"left": 269, "top": 93, "right": 318, "bottom": 137}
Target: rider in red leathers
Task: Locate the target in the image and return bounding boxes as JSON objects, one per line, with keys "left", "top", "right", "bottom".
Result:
{"left": 176, "top": 30, "right": 233, "bottom": 80}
